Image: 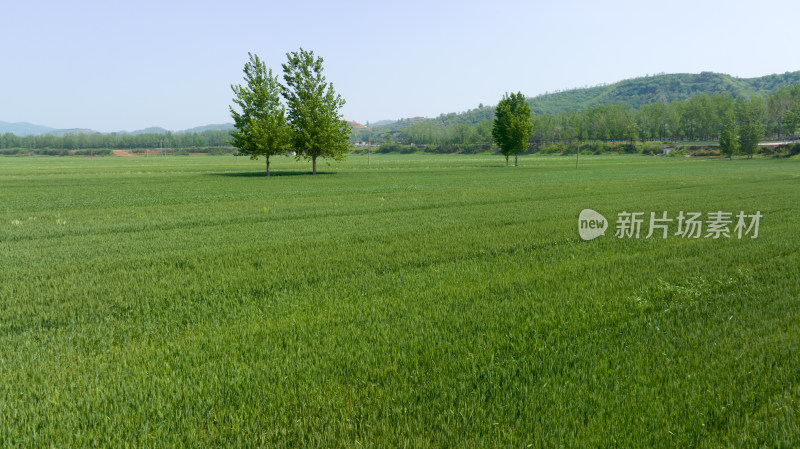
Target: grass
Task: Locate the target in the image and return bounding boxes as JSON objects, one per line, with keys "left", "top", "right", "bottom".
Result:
{"left": 1, "top": 153, "right": 798, "bottom": 447}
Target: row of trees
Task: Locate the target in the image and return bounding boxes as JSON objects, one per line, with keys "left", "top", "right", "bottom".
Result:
{"left": 367, "top": 85, "right": 800, "bottom": 149}
{"left": 5, "top": 80, "right": 800, "bottom": 161}
{"left": 229, "top": 50, "right": 351, "bottom": 175}
{"left": 352, "top": 108, "right": 495, "bottom": 147}
{"left": 0, "top": 129, "right": 232, "bottom": 151}
{"left": 529, "top": 90, "right": 797, "bottom": 144}
{"left": 718, "top": 99, "right": 767, "bottom": 160}
{"left": 490, "top": 88, "right": 789, "bottom": 164}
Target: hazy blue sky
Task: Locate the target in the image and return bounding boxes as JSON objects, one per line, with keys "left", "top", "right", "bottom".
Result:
{"left": 2, "top": 0, "right": 798, "bottom": 132}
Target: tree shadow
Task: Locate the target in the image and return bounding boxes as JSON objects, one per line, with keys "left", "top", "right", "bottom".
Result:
{"left": 211, "top": 171, "right": 336, "bottom": 178}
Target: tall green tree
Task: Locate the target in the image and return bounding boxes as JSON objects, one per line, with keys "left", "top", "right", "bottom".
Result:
{"left": 736, "top": 97, "right": 764, "bottom": 159}
{"left": 719, "top": 113, "right": 738, "bottom": 160}
{"left": 282, "top": 48, "right": 352, "bottom": 175}
{"left": 781, "top": 107, "right": 800, "bottom": 137}
{"left": 492, "top": 92, "right": 532, "bottom": 166}
{"left": 738, "top": 121, "right": 763, "bottom": 159}
{"left": 767, "top": 87, "right": 793, "bottom": 137}
{"left": 229, "top": 53, "right": 291, "bottom": 176}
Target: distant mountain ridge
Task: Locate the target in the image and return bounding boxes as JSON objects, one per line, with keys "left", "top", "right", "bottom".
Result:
{"left": 0, "top": 121, "right": 234, "bottom": 137}
{"left": 130, "top": 127, "right": 170, "bottom": 135}
{"left": 0, "top": 121, "right": 96, "bottom": 137}
{"left": 128, "top": 124, "right": 235, "bottom": 135}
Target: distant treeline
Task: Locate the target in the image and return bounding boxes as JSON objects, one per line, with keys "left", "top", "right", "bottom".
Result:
{"left": 0, "top": 130, "right": 233, "bottom": 151}
{"left": 353, "top": 85, "right": 800, "bottom": 150}
{"left": 5, "top": 84, "right": 800, "bottom": 156}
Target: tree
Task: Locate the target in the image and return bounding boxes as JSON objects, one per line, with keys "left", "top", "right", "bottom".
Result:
{"left": 736, "top": 97, "right": 764, "bottom": 159}
{"left": 767, "top": 87, "right": 793, "bottom": 137}
{"left": 624, "top": 122, "right": 638, "bottom": 150}
{"left": 282, "top": 48, "right": 352, "bottom": 175}
{"left": 453, "top": 123, "right": 473, "bottom": 145}
{"left": 719, "top": 113, "right": 738, "bottom": 160}
{"left": 492, "top": 92, "right": 532, "bottom": 166}
{"left": 229, "top": 53, "right": 291, "bottom": 176}
{"left": 738, "top": 121, "right": 763, "bottom": 159}
{"left": 781, "top": 107, "right": 800, "bottom": 137}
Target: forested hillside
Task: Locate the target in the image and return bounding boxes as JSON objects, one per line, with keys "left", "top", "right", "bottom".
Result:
{"left": 528, "top": 71, "right": 800, "bottom": 114}
{"left": 352, "top": 71, "right": 800, "bottom": 152}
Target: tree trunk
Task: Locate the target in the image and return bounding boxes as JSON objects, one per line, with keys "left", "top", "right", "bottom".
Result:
{"left": 313, "top": 155, "right": 317, "bottom": 175}
{"left": 514, "top": 154, "right": 518, "bottom": 167}
{"left": 266, "top": 156, "right": 270, "bottom": 176}
{"left": 576, "top": 144, "right": 580, "bottom": 169}
{"left": 505, "top": 154, "right": 509, "bottom": 167}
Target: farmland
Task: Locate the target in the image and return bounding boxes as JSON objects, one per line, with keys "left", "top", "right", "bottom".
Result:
{"left": 1, "top": 154, "right": 798, "bottom": 447}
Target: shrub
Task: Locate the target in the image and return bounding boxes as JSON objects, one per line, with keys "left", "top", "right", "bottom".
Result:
{"left": 691, "top": 147, "right": 721, "bottom": 157}
{"left": 665, "top": 147, "right": 688, "bottom": 157}
{"left": 377, "top": 143, "right": 401, "bottom": 153}
{"left": 639, "top": 142, "right": 664, "bottom": 155}
{"left": 538, "top": 143, "right": 563, "bottom": 154}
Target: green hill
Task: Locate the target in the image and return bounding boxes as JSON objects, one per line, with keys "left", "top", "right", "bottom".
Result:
{"left": 528, "top": 71, "right": 800, "bottom": 114}
{"left": 362, "top": 70, "right": 800, "bottom": 135}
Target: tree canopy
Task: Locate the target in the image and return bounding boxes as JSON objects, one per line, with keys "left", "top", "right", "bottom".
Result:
{"left": 719, "top": 112, "right": 738, "bottom": 160}
{"left": 736, "top": 97, "right": 765, "bottom": 159}
{"left": 229, "top": 53, "right": 291, "bottom": 176}
{"left": 492, "top": 92, "right": 532, "bottom": 166}
{"left": 282, "top": 48, "right": 352, "bottom": 175}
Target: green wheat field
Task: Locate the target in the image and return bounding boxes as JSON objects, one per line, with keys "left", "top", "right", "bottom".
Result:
{"left": 1, "top": 154, "right": 798, "bottom": 447}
